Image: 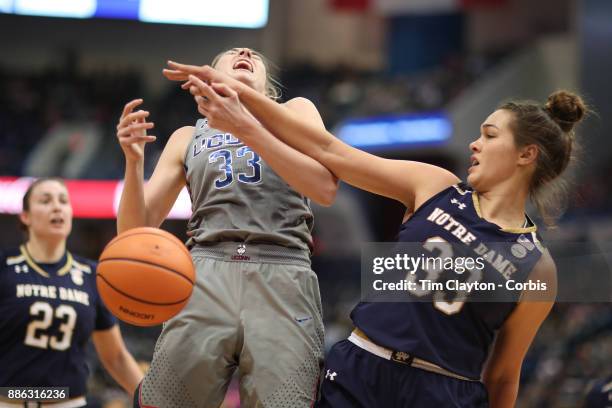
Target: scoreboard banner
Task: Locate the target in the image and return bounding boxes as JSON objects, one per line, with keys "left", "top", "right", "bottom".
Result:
{"left": 0, "top": 0, "right": 269, "bottom": 28}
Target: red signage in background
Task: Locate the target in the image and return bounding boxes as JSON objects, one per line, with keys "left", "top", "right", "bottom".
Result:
{"left": 330, "top": 0, "right": 371, "bottom": 11}
{"left": 0, "top": 177, "right": 192, "bottom": 219}
{"left": 64, "top": 179, "right": 118, "bottom": 219}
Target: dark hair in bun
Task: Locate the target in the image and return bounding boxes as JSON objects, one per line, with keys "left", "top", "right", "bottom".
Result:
{"left": 544, "top": 90, "right": 586, "bottom": 133}
{"left": 499, "top": 90, "right": 588, "bottom": 225}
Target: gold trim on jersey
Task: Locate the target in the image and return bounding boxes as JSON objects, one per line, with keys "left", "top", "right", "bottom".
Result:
{"left": 471, "top": 191, "right": 483, "bottom": 218}
{"left": 452, "top": 184, "right": 470, "bottom": 196}
{"left": 19, "top": 245, "right": 74, "bottom": 278}
{"left": 531, "top": 230, "right": 545, "bottom": 252}
{"left": 471, "top": 192, "right": 537, "bottom": 233}
{"left": 6, "top": 254, "right": 26, "bottom": 265}
{"left": 72, "top": 259, "right": 92, "bottom": 274}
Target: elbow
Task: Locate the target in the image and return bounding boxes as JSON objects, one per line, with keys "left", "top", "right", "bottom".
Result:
{"left": 313, "top": 181, "right": 338, "bottom": 207}
{"left": 105, "top": 348, "right": 137, "bottom": 379}
{"left": 483, "top": 366, "right": 521, "bottom": 390}
{"left": 99, "top": 353, "right": 120, "bottom": 374}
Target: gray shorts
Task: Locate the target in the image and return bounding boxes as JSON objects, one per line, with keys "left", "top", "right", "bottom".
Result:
{"left": 137, "top": 243, "right": 325, "bottom": 408}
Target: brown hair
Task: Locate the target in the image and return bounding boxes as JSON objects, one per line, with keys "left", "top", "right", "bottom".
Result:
{"left": 500, "top": 90, "right": 587, "bottom": 225}
{"left": 20, "top": 177, "right": 67, "bottom": 232}
{"left": 211, "top": 48, "right": 282, "bottom": 100}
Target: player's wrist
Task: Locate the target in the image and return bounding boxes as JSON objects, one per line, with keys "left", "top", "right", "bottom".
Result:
{"left": 234, "top": 117, "right": 259, "bottom": 140}
{"left": 124, "top": 155, "right": 145, "bottom": 166}
{"left": 234, "top": 80, "right": 250, "bottom": 99}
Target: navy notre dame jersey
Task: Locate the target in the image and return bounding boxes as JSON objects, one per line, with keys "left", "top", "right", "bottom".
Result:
{"left": 351, "top": 182, "right": 545, "bottom": 380}
{"left": 0, "top": 246, "right": 116, "bottom": 396}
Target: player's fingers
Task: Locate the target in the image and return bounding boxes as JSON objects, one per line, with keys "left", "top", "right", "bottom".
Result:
{"left": 195, "top": 95, "right": 209, "bottom": 110}
{"left": 117, "top": 111, "right": 149, "bottom": 130}
{"left": 117, "top": 122, "right": 155, "bottom": 137}
{"left": 117, "top": 110, "right": 149, "bottom": 129}
{"left": 119, "top": 134, "right": 157, "bottom": 146}
{"left": 162, "top": 68, "right": 189, "bottom": 82}
{"left": 197, "top": 104, "right": 208, "bottom": 118}
{"left": 189, "top": 85, "right": 204, "bottom": 97}
{"left": 188, "top": 75, "right": 219, "bottom": 102}
{"left": 168, "top": 61, "right": 215, "bottom": 81}
{"left": 196, "top": 99, "right": 210, "bottom": 117}
{"left": 181, "top": 80, "right": 193, "bottom": 90}
{"left": 166, "top": 60, "right": 202, "bottom": 73}
{"left": 139, "top": 135, "right": 157, "bottom": 143}
{"left": 121, "top": 99, "right": 143, "bottom": 118}
{"left": 194, "top": 95, "right": 207, "bottom": 105}
{"left": 211, "top": 82, "right": 237, "bottom": 98}
{"left": 195, "top": 96, "right": 211, "bottom": 116}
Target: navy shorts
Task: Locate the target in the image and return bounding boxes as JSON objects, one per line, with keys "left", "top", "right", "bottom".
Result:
{"left": 316, "top": 339, "right": 489, "bottom": 408}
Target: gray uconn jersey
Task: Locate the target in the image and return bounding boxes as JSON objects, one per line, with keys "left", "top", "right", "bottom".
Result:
{"left": 183, "top": 119, "right": 314, "bottom": 251}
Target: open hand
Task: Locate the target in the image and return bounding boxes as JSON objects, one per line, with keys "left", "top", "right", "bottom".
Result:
{"left": 116, "top": 99, "right": 156, "bottom": 162}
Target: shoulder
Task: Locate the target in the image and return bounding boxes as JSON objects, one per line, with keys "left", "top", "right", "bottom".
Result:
{"left": 163, "top": 125, "right": 196, "bottom": 163}
{"left": 412, "top": 177, "right": 462, "bottom": 212}
{"left": 0, "top": 247, "right": 23, "bottom": 267}
{"left": 170, "top": 125, "right": 196, "bottom": 143}
{"left": 283, "top": 97, "right": 317, "bottom": 112}
{"left": 283, "top": 97, "right": 324, "bottom": 128}
{"left": 522, "top": 249, "right": 557, "bottom": 301}
{"left": 69, "top": 253, "right": 97, "bottom": 283}
{"left": 70, "top": 253, "right": 96, "bottom": 272}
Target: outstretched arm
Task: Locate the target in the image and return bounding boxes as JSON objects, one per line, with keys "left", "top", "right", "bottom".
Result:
{"left": 165, "top": 64, "right": 458, "bottom": 209}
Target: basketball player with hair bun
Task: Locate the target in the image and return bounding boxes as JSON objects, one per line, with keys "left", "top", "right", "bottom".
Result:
{"left": 167, "top": 62, "right": 586, "bottom": 407}
{"left": 117, "top": 48, "right": 338, "bottom": 407}
{"left": 0, "top": 177, "right": 143, "bottom": 407}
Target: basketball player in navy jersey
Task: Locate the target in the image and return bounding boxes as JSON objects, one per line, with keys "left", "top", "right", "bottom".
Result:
{"left": 117, "top": 48, "right": 337, "bottom": 407}
{"left": 166, "top": 63, "right": 587, "bottom": 407}
{"left": 0, "top": 178, "right": 143, "bottom": 407}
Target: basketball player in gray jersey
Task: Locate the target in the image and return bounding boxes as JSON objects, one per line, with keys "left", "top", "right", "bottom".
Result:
{"left": 115, "top": 48, "right": 338, "bottom": 408}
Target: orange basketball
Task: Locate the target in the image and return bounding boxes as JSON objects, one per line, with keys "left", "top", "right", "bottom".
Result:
{"left": 96, "top": 227, "right": 195, "bottom": 326}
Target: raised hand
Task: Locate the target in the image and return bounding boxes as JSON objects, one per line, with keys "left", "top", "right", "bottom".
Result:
{"left": 116, "top": 99, "right": 156, "bottom": 162}
{"left": 184, "top": 74, "right": 256, "bottom": 137}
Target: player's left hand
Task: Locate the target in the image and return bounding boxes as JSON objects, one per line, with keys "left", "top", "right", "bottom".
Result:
{"left": 185, "top": 74, "right": 256, "bottom": 136}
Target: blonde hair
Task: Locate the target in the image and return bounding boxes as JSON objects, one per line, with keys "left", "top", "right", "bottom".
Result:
{"left": 211, "top": 48, "right": 282, "bottom": 100}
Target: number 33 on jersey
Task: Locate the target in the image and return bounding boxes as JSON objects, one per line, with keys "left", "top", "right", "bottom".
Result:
{"left": 183, "top": 118, "right": 315, "bottom": 251}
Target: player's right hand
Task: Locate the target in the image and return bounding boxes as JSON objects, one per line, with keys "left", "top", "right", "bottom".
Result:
{"left": 117, "top": 99, "right": 156, "bottom": 162}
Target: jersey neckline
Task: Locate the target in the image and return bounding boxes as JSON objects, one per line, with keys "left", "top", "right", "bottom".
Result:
{"left": 470, "top": 191, "right": 537, "bottom": 234}
{"left": 19, "top": 244, "right": 73, "bottom": 278}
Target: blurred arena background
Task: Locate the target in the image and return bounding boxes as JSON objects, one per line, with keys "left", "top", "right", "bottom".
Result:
{"left": 1, "top": 0, "right": 611, "bottom": 406}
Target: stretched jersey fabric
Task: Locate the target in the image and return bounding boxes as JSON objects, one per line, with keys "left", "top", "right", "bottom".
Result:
{"left": 0, "top": 246, "right": 115, "bottom": 396}
{"left": 184, "top": 119, "right": 314, "bottom": 251}
{"left": 351, "top": 182, "right": 544, "bottom": 380}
